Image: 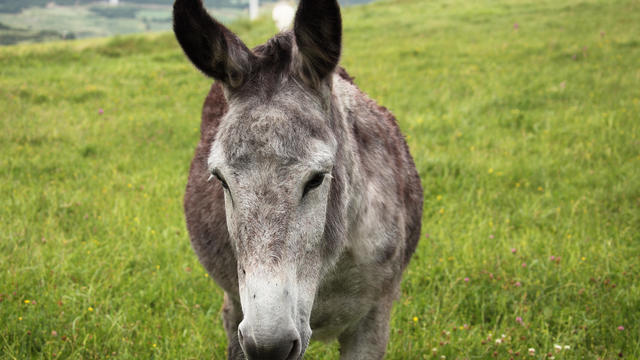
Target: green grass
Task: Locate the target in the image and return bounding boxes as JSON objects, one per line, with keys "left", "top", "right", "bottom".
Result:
{"left": 1, "top": 0, "right": 639, "bottom": 358}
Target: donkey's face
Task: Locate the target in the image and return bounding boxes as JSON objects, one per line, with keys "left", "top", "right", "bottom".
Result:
{"left": 209, "top": 92, "right": 337, "bottom": 357}
{"left": 174, "top": 0, "right": 342, "bottom": 358}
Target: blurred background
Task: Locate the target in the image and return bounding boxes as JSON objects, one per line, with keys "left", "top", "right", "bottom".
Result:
{"left": 0, "top": 0, "right": 373, "bottom": 45}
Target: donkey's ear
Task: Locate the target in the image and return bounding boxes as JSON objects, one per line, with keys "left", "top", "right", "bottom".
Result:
{"left": 173, "top": 0, "right": 255, "bottom": 88}
{"left": 293, "top": 0, "right": 342, "bottom": 86}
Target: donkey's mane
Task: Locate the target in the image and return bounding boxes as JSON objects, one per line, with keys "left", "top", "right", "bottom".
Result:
{"left": 226, "top": 31, "right": 355, "bottom": 100}
{"left": 252, "top": 32, "right": 294, "bottom": 74}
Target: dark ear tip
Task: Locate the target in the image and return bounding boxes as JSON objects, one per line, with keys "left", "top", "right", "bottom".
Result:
{"left": 173, "top": 0, "right": 253, "bottom": 85}
{"left": 293, "top": 0, "right": 343, "bottom": 84}
{"left": 173, "top": 0, "right": 189, "bottom": 12}
{"left": 173, "top": 0, "right": 208, "bottom": 22}
{"left": 175, "top": 0, "right": 206, "bottom": 17}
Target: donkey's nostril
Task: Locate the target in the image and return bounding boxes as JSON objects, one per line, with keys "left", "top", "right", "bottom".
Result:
{"left": 286, "top": 339, "right": 301, "bottom": 360}
{"left": 239, "top": 325, "right": 300, "bottom": 360}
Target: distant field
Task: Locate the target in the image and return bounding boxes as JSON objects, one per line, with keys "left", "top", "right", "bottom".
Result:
{"left": 0, "top": 3, "right": 244, "bottom": 43}
{"left": 0, "top": 0, "right": 250, "bottom": 15}
{"left": 0, "top": 24, "right": 68, "bottom": 46}
{"left": 1, "top": 0, "right": 639, "bottom": 358}
{"left": 0, "top": 0, "right": 375, "bottom": 45}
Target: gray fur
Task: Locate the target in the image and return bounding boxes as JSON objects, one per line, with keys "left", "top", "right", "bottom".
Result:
{"left": 177, "top": 1, "right": 423, "bottom": 359}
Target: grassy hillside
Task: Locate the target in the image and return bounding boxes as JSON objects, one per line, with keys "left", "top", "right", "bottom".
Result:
{"left": 0, "top": 1, "right": 372, "bottom": 45}
{"left": 1, "top": 0, "right": 639, "bottom": 358}
{"left": 0, "top": 0, "right": 373, "bottom": 14}
{"left": 0, "top": 0, "right": 249, "bottom": 14}
{"left": 0, "top": 22, "right": 68, "bottom": 45}
{"left": 0, "top": 3, "right": 245, "bottom": 44}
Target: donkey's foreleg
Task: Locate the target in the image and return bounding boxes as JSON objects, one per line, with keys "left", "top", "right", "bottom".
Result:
{"left": 337, "top": 295, "right": 394, "bottom": 360}
{"left": 221, "top": 292, "right": 245, "bottom": 360}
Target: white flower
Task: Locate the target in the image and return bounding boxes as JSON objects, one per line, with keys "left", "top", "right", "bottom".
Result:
{"left": 554, "top": 344, "right": 562, "bottom": 350}
{"left": 528, "top": 348, "right": 536, "bottom": 355}
{"left": 495, "top": 339, "right": 502, "bottom": 344}
{"left": 564, "top": 345, "right": 571, "bottom": 350}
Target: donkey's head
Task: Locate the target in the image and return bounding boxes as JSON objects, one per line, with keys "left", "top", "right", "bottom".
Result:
{"left": 174, "top": 0, "right": 344, "bottom": 358}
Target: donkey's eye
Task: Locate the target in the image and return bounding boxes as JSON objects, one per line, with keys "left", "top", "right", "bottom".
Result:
{"left": 212, "top": 171, "right": 229, "bottom": 190}
{"left": 303, "top": 173, "right": 325, "bottom": 196}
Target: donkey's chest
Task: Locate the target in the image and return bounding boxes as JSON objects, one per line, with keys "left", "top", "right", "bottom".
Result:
{"left": 309, "top": 253, "right": 398, "bottom": 341}
{"left": 309, "top": 286, "right": 370, "bottom": 341}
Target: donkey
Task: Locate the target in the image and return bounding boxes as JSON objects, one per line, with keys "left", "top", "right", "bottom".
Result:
{"left": 174, "top": 0, "right": 423, "bottom": 358}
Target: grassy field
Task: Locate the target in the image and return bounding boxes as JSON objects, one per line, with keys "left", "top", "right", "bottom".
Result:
{"left": 1, "top": 0, "right": 639, "bottom": 358}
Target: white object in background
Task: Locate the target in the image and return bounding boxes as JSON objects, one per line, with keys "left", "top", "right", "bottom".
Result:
{"left": 272, "top": 1, "right": 295, "bottom": 31}
{"left": 249, "top": 0, "right": 259, "bottom": 21}
{"left": 108, "top": 0, "right": 119, "bottom": 5}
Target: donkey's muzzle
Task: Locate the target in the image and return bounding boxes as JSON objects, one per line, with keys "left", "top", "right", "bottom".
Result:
{"left": 238, "top": 324, "right": 301, "bottom": 360}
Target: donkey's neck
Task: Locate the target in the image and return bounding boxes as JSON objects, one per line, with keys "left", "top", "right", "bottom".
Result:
{"left": 331, "top": 70, "right": 365, "bottom": 186}
{"left": 330, "top": 71, "right": 408, "bottom": 266}
{"left": 330, "top": 72, "right": 372, "bottom": 237}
